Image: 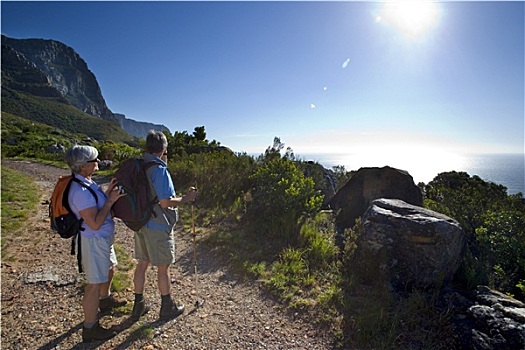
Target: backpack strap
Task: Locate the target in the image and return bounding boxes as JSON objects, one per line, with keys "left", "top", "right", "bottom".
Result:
{"left": 144, "top": 161, "right": 162, "bottom": 212}
{"left": 70, "top": 177, "right": 99, "bottom": 206}
{"left": 68, "top": 176, "right": 98, "bottom": 273}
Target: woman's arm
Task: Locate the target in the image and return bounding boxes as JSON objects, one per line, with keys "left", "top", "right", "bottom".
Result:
{"left": 80, "top": 186, "right": 125, "bottom": 231}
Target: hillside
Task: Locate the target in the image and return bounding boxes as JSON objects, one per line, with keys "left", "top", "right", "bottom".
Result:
{"left": 1, "top": 35, "right": 169, "bottom": 140}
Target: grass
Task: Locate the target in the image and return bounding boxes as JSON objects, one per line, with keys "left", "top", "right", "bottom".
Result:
{"left": 112, "top": 244, "right": 135, "bottom": 293}
{"left": 128, "top": 322, "right": 155, "bottom": 341}
{"left": 1, "top": 166, "right": 40, "bottom": 258}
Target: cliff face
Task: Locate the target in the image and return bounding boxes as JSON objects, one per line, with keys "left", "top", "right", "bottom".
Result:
{"left": 113, "top": 114, "right": 170, "bottom": 138}
{"left": 2, "top": 35, "right": 116, "bottom": 122}
{"left": 1, "top": 43, "right": 64, "bottom": 99}
{"left": 1, "top": 35, "right": 169, "bottom": 138}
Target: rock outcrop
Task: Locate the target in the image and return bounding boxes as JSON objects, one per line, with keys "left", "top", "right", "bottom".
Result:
{"left": 328, "top": 166, "right": 423, "bottom": 231}
{"left": 352, "top": 198, "right": 466, "bottom": 291}
{"left": 449, "top": 286, "right": 525, "bottom": 349}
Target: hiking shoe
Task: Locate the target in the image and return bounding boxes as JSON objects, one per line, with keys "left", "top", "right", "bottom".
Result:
{"left": 82, "top": 321, "right": 117, "bottom": 343}
{"left": 131, "top": 299, "right": 150, "bottom": 322}
{"left": 99, "top": 294, "right": 127, "bottom": 313}
{"left": 159, "top": 299, "right": 185, "bottom": 321}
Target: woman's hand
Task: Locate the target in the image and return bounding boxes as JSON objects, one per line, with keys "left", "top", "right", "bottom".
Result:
{"left": 105, "top": 178, "right": 119, "bottom": 196}
{"left": 107, "top": 182, "right": 126, "bottom": 206}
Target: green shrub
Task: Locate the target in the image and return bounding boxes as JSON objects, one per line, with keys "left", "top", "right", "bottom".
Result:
{"left": 169, "top": 150, "right": 255, "bottom": 217}
{"left": 424, "top": 171, "right": 525, "bottom": 299}
{"left": 245, "top": 157, "right": 323, "bottom": 240}
{"left": 299, "top": 211, "right": 338, "bottom": 271}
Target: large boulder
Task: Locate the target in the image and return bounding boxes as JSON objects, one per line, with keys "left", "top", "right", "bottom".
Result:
{"left": 328, "top": 166, "right": 423, "bottom": 231}
{"left": 352, "top": 198, "right": 466, "bottom": 291}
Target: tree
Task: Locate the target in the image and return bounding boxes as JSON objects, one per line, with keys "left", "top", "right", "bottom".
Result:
{"left": 193, "top": 126, "right": 206, "bottom": 142}
{"left": 262, "top": 137, "right": 285, "bottom": 162}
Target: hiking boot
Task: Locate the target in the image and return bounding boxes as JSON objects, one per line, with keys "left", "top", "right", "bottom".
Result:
{"left": 82, "top": 321, "right": 117, "bottom": 343}
{"left": 131, "top": 299, "right": 150, "bottom": 322}
{"left": 159, "top": 298, "right": 185, "bottom": 321}
{"left": 99, "top": 294, "right": 127, "bottom": 313}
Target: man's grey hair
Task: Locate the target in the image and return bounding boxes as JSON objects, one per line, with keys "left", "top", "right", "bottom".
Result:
{"left": 146, "top": 130, "right": 168, "bottom": 154}
{"left": 65, "top": 145, "right": 98, "bottom": 173}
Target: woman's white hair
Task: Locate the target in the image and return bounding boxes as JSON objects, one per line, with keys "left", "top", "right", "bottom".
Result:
{"left": 65, "top": 145, "right": 98, "bottom": 173}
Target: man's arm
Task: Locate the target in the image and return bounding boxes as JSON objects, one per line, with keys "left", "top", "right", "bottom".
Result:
{"left": 158, "top": 187, "right": 197, "bottom": 208}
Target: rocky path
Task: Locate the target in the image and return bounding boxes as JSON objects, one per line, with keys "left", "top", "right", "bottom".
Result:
{"left": 1, "top": 160, "right": 334, "bottom": 350}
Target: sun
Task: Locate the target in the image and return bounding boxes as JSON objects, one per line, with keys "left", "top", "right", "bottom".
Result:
{"left": 376, "top": 1, "right": 440, "bottom": 40}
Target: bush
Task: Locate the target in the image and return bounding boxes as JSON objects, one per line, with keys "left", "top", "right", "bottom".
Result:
{"left": 245, "top": 157, "right": 323, "bottom": 240}
{"left": 169, "top": 150, "right": 255, "bottom": 218}
{"left": 424, "top": 171, "right": 525, "bottom": 299}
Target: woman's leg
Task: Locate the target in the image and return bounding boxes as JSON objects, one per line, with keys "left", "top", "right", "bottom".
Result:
{"left": 83, "top": 283, "right": 101, "bottom": 323}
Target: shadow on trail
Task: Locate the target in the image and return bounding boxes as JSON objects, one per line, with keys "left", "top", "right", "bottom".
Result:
{"left": 110, "top": 312, "right": 193, "bottom": 350}
{"left": 36, "top": 313, "right": 139, "bottom": 350}
{"left": 36, "top": 322, "right": 83, "bottom": 350}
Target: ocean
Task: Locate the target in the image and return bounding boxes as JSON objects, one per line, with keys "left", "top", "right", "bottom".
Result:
{"left": 300, "top": 153, "right": 524, "bottom": 195}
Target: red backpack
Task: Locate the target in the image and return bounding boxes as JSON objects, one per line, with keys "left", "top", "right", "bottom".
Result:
{"left": 112, "top": 158, "right": 161, "bottom": 231}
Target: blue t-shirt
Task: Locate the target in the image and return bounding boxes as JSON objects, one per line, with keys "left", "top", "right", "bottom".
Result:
{"left": 142, "top": 153, "right": 177, "bottom": 230}
{"left": 68, "top": 174, "right": 115, "bottom": 238}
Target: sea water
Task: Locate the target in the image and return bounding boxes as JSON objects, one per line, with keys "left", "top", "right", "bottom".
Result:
{"left": 460, "top": 153, "right": 524, "bottom": 195}
{"left": 300, "top": 153, "right": 524, "bottom": 195}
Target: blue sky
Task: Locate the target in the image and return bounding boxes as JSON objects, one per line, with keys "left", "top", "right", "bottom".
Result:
{"left": 2, "top": 1, "right": 524, "bottom": 168}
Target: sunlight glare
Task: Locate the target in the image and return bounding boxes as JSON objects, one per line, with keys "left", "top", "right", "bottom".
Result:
{"left": 379, "top": 1, "right": 440, "bottom": 40}
{"left": 334, "top": 145, "right": 465, "bottom": 184}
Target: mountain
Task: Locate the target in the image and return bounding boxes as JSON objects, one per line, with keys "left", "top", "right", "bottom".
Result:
{"left": 1, "top": 35, "right": 169, "bottom": 139}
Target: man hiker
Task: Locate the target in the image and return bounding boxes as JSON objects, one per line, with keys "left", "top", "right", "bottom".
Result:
{"left": 131, "top": 130, "right": 198, "bottom": 321}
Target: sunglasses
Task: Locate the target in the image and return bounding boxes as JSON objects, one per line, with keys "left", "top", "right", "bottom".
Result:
{"left": 86, "top": 158, "right": 100, "bottom": 163}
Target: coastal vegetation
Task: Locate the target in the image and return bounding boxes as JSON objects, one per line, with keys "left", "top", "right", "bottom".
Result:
{"left": 1, "top": 89, "right": 136, "bottom": 144}
{"left": 2, "top": 114, "right": 524, "bottom": 348}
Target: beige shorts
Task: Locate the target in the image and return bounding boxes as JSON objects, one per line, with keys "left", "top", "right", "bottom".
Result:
{"left": 79, "top": 235, "right": 117, "bottom": 284}
{"left": 134, "top": 226, "right": 175, "bottom": 266}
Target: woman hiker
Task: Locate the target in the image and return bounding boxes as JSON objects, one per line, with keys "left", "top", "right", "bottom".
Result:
{"left": 65, "top": 145, "right": 127, "bottom": 343}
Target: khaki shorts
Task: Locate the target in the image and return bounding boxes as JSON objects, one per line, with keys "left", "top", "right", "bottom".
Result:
{"left": 80, "top": 235, "right": 117, "bottom": 284}
{"left": 134, "top": 226, "right": 175, "bottom": 266}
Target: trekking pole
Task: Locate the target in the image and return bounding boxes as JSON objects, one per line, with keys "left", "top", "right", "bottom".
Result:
{"left": 192, "top": 199, "right": 204, "bottom": 308}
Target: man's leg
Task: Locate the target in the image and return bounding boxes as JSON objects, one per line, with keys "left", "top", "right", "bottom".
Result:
{"left": 99, "top": 266, "right": 114, "bottom": 298}
{"left": 157, "top": 263, "right": 171, "bottom": 295}
{"left": 98, "top": 267, "right": 127, "bottom": 312}
{"left": 158, "top": 263, "right": 184, "bottom": 320}
{"left": 131, "top": 259, "right": 151, "bottom": 321}
{"left": 134, "top": 260, "right": 149, "bottom": 294}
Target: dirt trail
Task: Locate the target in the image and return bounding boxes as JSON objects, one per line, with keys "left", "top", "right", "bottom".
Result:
{"left": 1, "top": 160, "right": 333, "bottom": 350}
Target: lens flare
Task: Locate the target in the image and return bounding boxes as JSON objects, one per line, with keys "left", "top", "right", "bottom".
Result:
{"left": 379, "top": 1, "right": 440, "bottom": 40}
